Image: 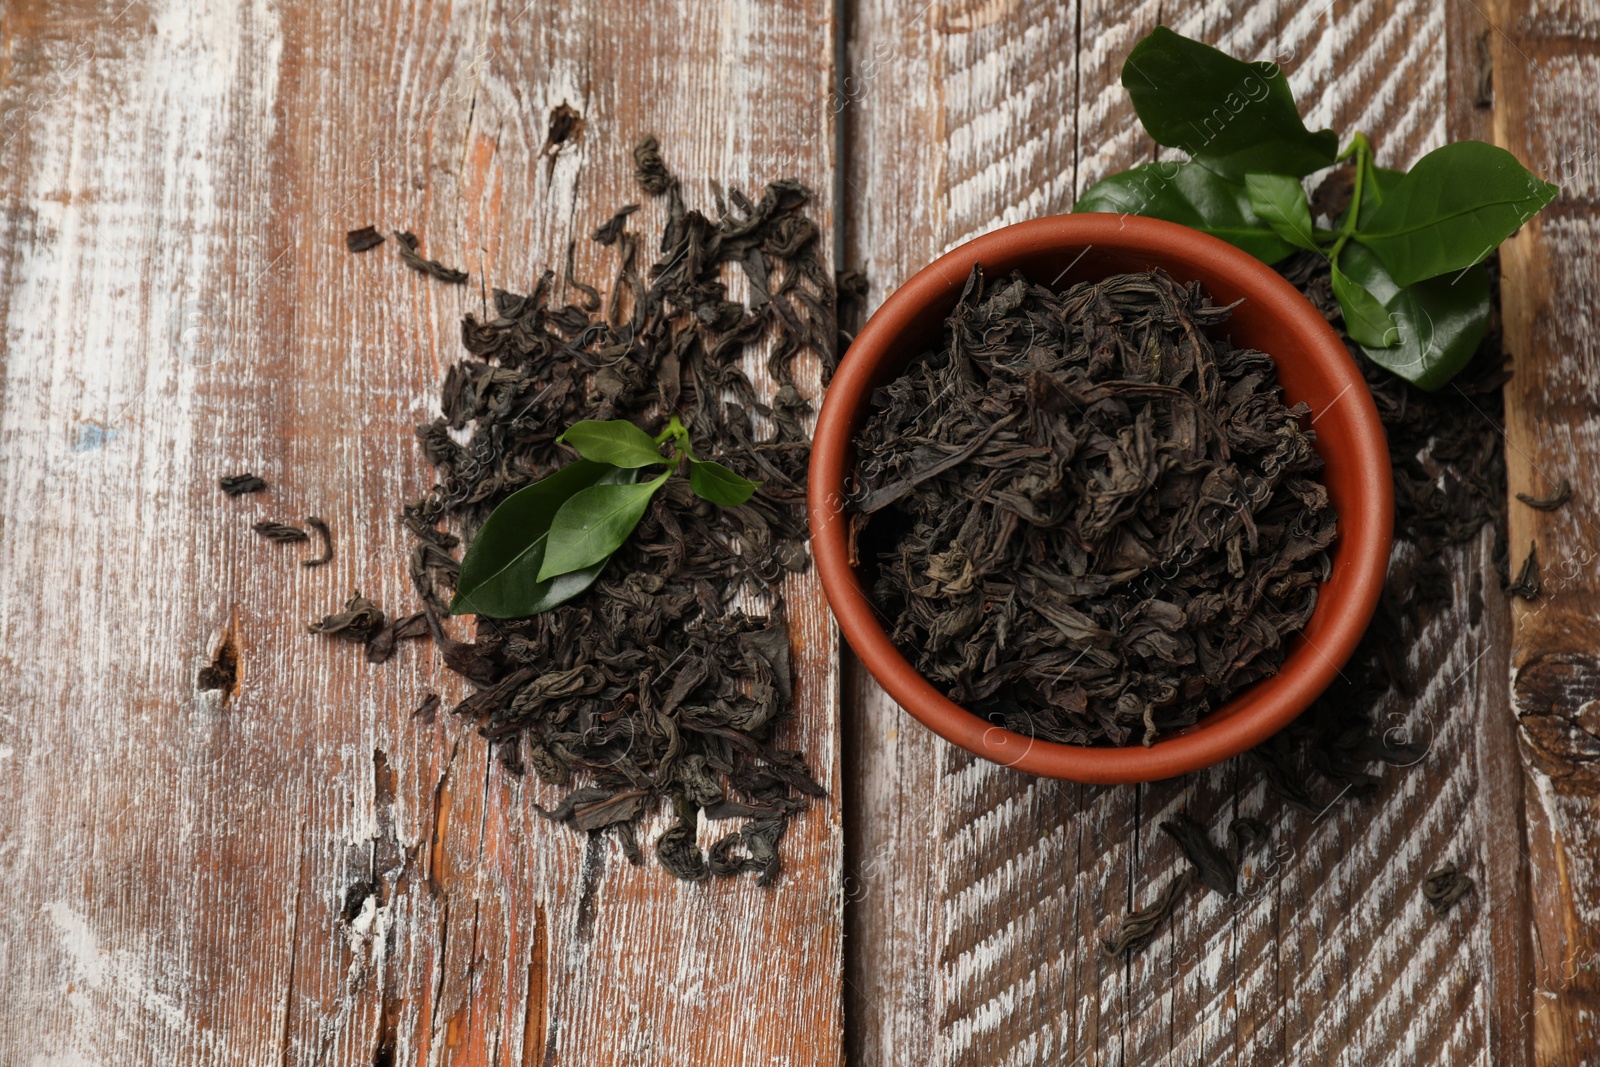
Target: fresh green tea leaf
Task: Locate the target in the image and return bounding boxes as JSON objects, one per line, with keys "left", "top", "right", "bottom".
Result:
{"left": 1353, "top": 140, "right": 1560, "bottom": 286}
{"left": 1339, "top": 242, "right": 1491, "bottom": 391}
{"left": 1330, "top": 259, "right": 1399, "bottom": 347}
{"left": 688, "top": 458, "right": 760, "bottom": 506}
{"left": 1074, "top": 162, "right": 1298, "bottom": 263}
{"left": 1244, "top": 173, "right": 1319, "bottom": 250}
{"left": 451, "top": 461, "right": 640, "bottom": 618}
{"left": 559, "top": 419, "right": 668, "bottom": 468}
{"left": 1122, "top": 26, "right": 1338, "bottom": 179}
{"left": 538, "top": 472, "right": 671, "bottom": 581}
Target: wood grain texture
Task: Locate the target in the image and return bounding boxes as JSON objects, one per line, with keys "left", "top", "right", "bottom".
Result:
{"left": 840, "top": 2, "right": 1534, "bottom": 1064}
{"left": 0, "top": 1, "right": 842, "bottom": 1064}
{"left": 1492, "top": 0, "right": 1600, "bottom": 1062}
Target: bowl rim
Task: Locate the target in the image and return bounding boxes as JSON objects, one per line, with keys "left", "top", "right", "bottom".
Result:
{"left": 808, "top": 212, "right": 1394, "bottom": 783}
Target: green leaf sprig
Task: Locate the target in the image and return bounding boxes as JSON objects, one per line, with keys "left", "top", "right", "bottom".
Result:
{"left": 449, "top": 416, "right": 761, "bottom": 618}
{"left": 1074, "top": 26, "right": 1559, "bottom": 390}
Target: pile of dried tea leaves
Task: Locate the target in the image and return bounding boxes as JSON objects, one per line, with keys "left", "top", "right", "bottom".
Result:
{"left": 851, "top": 267, "right": 1337, "bottom": 746}
{"left": 392, "top": 139, "right": 836, "bottom": 884}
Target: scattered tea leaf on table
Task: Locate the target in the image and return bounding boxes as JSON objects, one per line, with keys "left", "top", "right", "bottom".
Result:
{"left": 1422, "top": 863, "right": 1474, "bottom": 917}
{"left": 1245, "top": 173, "right": 1319, "bottom": 251}
{"left": 1102, "top": 871, "right": 1192, "bottom": 956}
{"left": 1516, "top": 477, "right": 1572, "bottom": 511}
{"left": 393, "top": 230, "right": 468, "bottom": 284}
{"left": 308, "top": 591, "right": 385, "bottom": 643}
{"left": 1353, "top": 140, "right": 1560, "bottom": 286}
{"left": 451, "top": 460, "right": 640, "bottom": 618}
{"left": 345, "top": 225, "right": 385, "bottom": 253}
{"left": 538, "top": 473, "right": 671, "bottom": 581}
{"left": 301, "top": 515, "right": 334, "bottom": 568}
{"left": 1122, "top": 25, "right": 1338, "bottom": 179}
{"left": 688, "top": 458, "right": 760, "bottom": 506}
{"left": 559, "top": 418, "right": 669, "bottom": 469}
{"left": 1074, "top": 162, "right": 1297, "bottom": 264}
{"left": 1509, "top": 541, "right": 1540, "bottom": 601}
{"left": 253, "top": 519, "right": 308, "bottom": 543}
{"left": 1338, "top": 242, "right": 1490, "bottom": 391}
{"left": 1160, "top": 815, "right": 1238, "bottom": 897}
{"left": 219, "top": 472, "right": 265, "bottom": 496}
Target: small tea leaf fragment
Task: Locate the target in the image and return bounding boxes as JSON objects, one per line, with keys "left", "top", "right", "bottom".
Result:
{"left": 537, "top": 472, "right": 670, "bottom": 581}
{"left": 1244, "top": 173, "right": 1319, "bottom": 251}
{"left": 219, "top": 472, "right": 266, "bottom": 496}
{"left": 345, "top": 226, "right": 385, "bottom": 253}
{"left": 1122, "top": 26, "right": 1338, "bottom": 179}
{"left": 1074, "top": 162, "right": 1297, "bottom": 264}
{"left": 1353, "top": 140, "right": 1559, "bottom": 286}
{"left": 1338, "top": 243, "right": 1489, "bottom": 391}
{"left": 1516, "top": 478, "right": 1572, "bottom": 512}
{"left": 559, "top": 419, "right": 669, "bottom": 468}
{"left": 688, "top": 458, "right": 760, "bottom": 506}
{"left": 1330, "top": 260, "right": 1399, "bottom": 348}
{"left": 451, "top": 460, "right": 639, "bottom": 618}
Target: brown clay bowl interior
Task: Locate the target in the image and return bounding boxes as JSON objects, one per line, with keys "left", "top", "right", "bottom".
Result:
{"left": 809, "top": 213, "right": 1393, "bottom": 784}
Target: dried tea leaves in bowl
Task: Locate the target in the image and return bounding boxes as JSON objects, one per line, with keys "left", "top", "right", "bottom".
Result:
{"left": 851, "top": 267, "right": 1337, "bottom": 747}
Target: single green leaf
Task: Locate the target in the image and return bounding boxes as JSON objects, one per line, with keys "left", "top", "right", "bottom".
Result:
{"left": 450, "top": 461, "right": 640, "bottom": 619}
{"left": 1074, "top": 161, "right": 1297, "bottom": 263}
{"left": 1244, "top": 173, "right": 1319, "bottom": 250}
{"left": 1339, "top": 242, "right": 1491, "bottom": 391}
{"left": 1352, "top": 140, "right": 1560, "bottom": 286}
{"left": 688, "top": 458, "right": 760, "bottom": 506}
{"left": 1122, "top": 26, "right": 1339, "bottom": 179}
{"left": 538, "top": 472, "right": 671, "bottom": 581}
{"left": 1329, "top": 259, "right": 1399, "bottom": 348}
{"left": 558, "top": 419, "right": 668, "bottom": 468}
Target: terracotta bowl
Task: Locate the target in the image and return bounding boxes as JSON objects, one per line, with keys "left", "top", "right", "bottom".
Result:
{"left": 809, "top": 213, "right": 1393, "bottom": 784}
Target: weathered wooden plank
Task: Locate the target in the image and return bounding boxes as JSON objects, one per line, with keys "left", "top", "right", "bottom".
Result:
{"left": 0, "top": 0, "right": 842, "bottom": 1063}
{"left": 840, "top": 2, "right": 1532, "bottom": 1063}
{"left": 1492, "top": 1, "right": 1600, "bottom": 1062}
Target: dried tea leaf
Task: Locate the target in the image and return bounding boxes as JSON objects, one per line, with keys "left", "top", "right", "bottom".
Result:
{"left": 633, "top": 135, "right": 674, "bottom": 195}
{"left": 219, "top": 473, "right": 266, "bottom": 496}
{"left": 302, "top": 516, "right": 333, "bottom": 568}
{"left": 592, "top": 204, "right": 639, "bottom": 246}
{"left": 1508, "top": 541, "right": 1540, "bottom": 600}
{"left": 366, "top": 611, "right": 429, "bottom": 664}
{"left": 346, "top": 226, "right": 385, "bottom": 253}
{"left": 1422, "top": 862, "right": 1474, "bottom": 917}
{"left": 1516, "top": 477, "right": 1571, "bottom": 511}
{"left": 1102, "top": 871, "right": 1192, "bottom": 956}
{"left": 254, "top": 520, "right": 308, "bottom": 543}
{"left": 309, "top": 592, "right": 385, "bottom": 643}
{"left": 1160, "top": 814, "right": 1237, "bottom": 897}
{"left": 394, "top": 230, "right": 468, "bottom": 284}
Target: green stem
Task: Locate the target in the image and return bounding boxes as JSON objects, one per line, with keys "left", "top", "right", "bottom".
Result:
{"left": 1328, "top": 131, "right": 1373, "bottom": 263}
{"left": 655, "top": 414, "right": 695, "bottom": 463}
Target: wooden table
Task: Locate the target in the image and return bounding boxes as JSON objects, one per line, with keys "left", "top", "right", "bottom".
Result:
{"left": 2, "top": 1, "right": 1595, "bottom": 1063}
